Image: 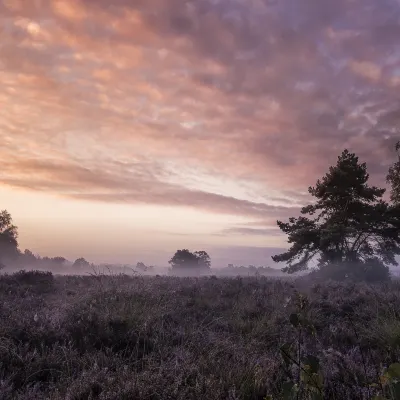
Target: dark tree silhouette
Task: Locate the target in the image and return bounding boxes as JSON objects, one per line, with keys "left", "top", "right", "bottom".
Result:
{"left": 52, "top": 257, "right": 68, "bottom": 265}
{"left": 0, "top": 210, "right": 19, "bottom": 268}
{"left": 194, "top": 251, "right": 211, "bottom": 269}
{"left": 136, "top": 262, "right": 147, "bottom": 271}
{"left": 73, "top": 257, "right": 90, "bottom": 269}
{"left": 272, "top": 149, "right": 400, "bottom": 281}
{"left": 169, "top": 249, "right": 211, "bottom": 271}
{"left": 23, "top": 249, "right": 38, "bottom": 263}
{"left": 387, "top": 141, "right": 400, "bottom": 204}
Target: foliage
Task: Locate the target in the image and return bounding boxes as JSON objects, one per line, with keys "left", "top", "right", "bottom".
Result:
{"left": 51, "top": 256, "right": 68, "bottom": 265}
{"left": 136, "top": 261, "right": 147, "bottom": 271}
{"left": 222, "top": 264, "right": 282, "bottom": 277}
{"left": 0, "top": 209, "right": 19, "bottom": 265}
{"left": 194, "top": 250, "right": 212, "bottom": 269}
{"left": 271, "top": 292, "right": 323, "bottom": 400}
{"left": 73, "top": 257, "right": 90, "bottom": 269}
{"left": 315, "top": 259, "right": 391, "bottom": 283}
{"left": 372, "top": 362, "right": 400, "bottom": 400}
{"left": 272, "top": 290, "right": 400, "bottom": 400}
{"left": 387, "top": 141, "right": 400, "bottom": 205}
{"left": 272, "top": 149, "right": 400, "bottom": 280}
{"left": 0, "top": 270, "right": 55, "bottom": 294}
{"left": 22, "top": 249, "right": 37, "bottom": 263}
{"left": 169, "top": 249, "right": 211, "bottom": 270}
{"left": 9, "top": 269, "right": 54, "bottom": 285}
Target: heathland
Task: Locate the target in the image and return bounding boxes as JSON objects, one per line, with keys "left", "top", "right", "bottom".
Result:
{"left": 1, "top": 271, "right": 400, "bottom": 400}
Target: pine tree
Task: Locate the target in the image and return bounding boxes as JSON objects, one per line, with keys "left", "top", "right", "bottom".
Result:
{"left": 272, "top": 150, "right": 400, "bottom": 281}
{"left": 387, "top": 141, "right": 400, "bottom": 204}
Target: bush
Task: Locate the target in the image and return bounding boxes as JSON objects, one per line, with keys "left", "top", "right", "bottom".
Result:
{"left": 313, "top": 259, "right": 391, "bottom": 283}
{"left": 0, "top": 270, "right": 55, "bottom": 293}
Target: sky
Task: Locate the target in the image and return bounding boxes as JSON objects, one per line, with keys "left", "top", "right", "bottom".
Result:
{"left": 1, "top": 0, "right": 400, "bottom": 267}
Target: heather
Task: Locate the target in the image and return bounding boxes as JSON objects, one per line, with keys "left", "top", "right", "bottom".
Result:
{"left": 1, "top": 271, "right": 400, "bottom": 399}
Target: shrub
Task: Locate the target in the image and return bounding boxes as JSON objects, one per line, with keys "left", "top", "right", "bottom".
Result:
{"left": 0, "top": 269, "right": 55, "bottom": 293}
{"left": 312, "top": 259, "right": 391, "bottom": 283}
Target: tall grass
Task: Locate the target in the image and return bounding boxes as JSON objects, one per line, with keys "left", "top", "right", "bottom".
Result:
{"left": 1, "top": 271, "right": 400, "bottom": 399}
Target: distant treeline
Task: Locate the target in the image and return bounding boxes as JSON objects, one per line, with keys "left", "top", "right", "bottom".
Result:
{"left": 218, "top": 264, "right": 284, "bottom": 277}
{"left": 0, "top": 247, "right": 282, "bottom": 277}
{"left": 3, "top": 143, "right": 400, "bottom": 282}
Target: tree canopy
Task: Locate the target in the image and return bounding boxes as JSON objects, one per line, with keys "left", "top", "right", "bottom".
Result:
{"left": 136, "top": 262, "right": 148, "bottom": 271}
{"left": 0, "top": 210, "right": 19, "bottom": 267}
{"left": 272, "top": 149, "right": 400, "bottom": 280}
{"left": 169, "top": 249, "right": 211, "bottom": 270}
{"left": 387, "top": 141, "right": 400, "bottom": 204}
{"left": 73, "top": 257, "right": 90, "bottom": 269}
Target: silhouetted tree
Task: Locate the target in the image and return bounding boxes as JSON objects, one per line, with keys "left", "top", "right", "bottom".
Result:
{"left": 169, "top": 249, "right": 211, "bottom": 271}
{"left": 41, "top": 256, "right": 53, "bottom": 267}
{"left": 194, "top": 251, "right": 211, "bottom": 269}
{"left": 73, "top": 257, "right": 90, "bottom": 269}
{"left": 387, "top": 141, "right": 400, "bottom": 204}
{"left": 51, "top": 257, "right": 68, "bottom": 265}
{"left": 136, "top": 262, "right": 147, "bottom": 271}
{"left": 22, "top": 249, "right": 38, "bottom": 263}
{"left": 0, "top": 210, "right": 19, "bottom": 267}
{"left": 272, "top": 149, "right": 400, "bottom": 281}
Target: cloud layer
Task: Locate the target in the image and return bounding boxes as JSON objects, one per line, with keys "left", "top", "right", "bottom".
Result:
{"left": 1, "top": 0, "right": 400, "bottom": 240}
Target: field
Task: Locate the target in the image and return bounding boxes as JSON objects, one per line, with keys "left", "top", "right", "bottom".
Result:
{"left": 1, "top": 271, "right": 400, "bottom": 399}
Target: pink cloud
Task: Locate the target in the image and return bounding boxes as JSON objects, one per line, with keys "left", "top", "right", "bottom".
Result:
{"left": 1, "top": 0, "right": 400, "bottom": 238}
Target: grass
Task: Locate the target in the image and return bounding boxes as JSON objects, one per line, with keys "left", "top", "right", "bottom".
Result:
{"left": 1, "top": 270, "right": 400, "bottom": 399}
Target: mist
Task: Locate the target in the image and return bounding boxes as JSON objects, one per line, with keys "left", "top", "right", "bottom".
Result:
{"left": 0, "top": 257, "right": 287, "bottom": 279}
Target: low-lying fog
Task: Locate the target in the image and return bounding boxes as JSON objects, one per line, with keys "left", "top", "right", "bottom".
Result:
{"left": 1, "top": 261, "right": 287, "bottom": 278}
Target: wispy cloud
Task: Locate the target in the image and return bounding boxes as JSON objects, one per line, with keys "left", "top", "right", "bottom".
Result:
{"left": 1, "top": 158, "right": 298, "bottom": 223}
{"left": 1, "top": 0, "right": 400, "bottom": 238}
{"left": 219, "top": 227, "right": 283, "bottom": 237}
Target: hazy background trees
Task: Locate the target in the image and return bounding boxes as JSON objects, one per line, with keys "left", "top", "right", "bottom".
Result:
{"left": 0, "top": 210, "right": 19, "bottom": 269}
{"left": 2, "top": 142, "right": 400, "bottom": 281}
{"left": 72, "top": 257, "right": 90, "bottom": 269}
{"left": 221, "top": 264, "right": 283, "bottom": 277}
{"left": 168, "top": 249, "right": 211, "bottom": 275}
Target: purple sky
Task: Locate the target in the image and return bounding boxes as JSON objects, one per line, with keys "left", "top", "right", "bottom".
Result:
{"left": 1, "top": 0, "right": 400, "bottom": 266}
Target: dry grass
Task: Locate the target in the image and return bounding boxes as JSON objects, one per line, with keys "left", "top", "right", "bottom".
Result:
{"left": 1, "top": 271, "right": 400, "bottom": 399}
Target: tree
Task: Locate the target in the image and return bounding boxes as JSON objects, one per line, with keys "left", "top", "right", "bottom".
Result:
{"left": 387, "top": 141, "right": 400, "bottom": 204}
{"left": 23, "top": 249, "right": 38, "bottom": 263}
{"left": 0, "top": 210, "right": 19, "bottom": 267}
{"left": 194, "top": 251, "right": 211, "bottom": 269}
{"left": 272, "top": 149, "right": 400, "bottom": 281}
{"left": 52, "top": 257, "right": 68, "bottom": 265}
{"left": 136, "top": 262, "right": 147, "bottom": 271}
{"left": 73, "top": 257, "right": 90, "bottom": 269}
{"left": 169, "top": 249, "right": 211, "bottom": 271}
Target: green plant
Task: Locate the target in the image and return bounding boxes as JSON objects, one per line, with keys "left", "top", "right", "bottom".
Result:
{"left": 270, "top": 292, "right": 324, "bottom": 400}
{"left": 270, "top": 290, "right": 400, "bottom": 400}
{"left": 372, "top": 363, "right": 400, "bottom": 400}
